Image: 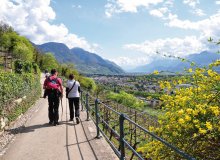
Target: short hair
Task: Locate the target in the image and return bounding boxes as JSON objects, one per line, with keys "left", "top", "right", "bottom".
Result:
{"left": 51, "top": 69, "right": 57, "bottom": 75}
{"left": 69, "top": 74, "right": 74, "bottom": 80}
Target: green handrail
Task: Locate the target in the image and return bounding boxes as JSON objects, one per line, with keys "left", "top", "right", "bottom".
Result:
{"left": 81, "top": 91, "right": 196, "bottom": 160}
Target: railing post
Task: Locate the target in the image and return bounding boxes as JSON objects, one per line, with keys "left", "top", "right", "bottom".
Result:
{"left": 119, "top": 114, "right": 125, "bottom": 160}
{"left": 95, "top": 98, "right": 101, "bottom": 138}
{"left": 81, "top": 91, "right": 84, "bottom": 111}
{"left": 86, "top": 92, "right": 90, "bottom": 121}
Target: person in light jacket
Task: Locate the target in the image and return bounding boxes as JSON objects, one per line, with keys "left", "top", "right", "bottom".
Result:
{"left": 66, "top": 74, "right": 81, "bottom": 124}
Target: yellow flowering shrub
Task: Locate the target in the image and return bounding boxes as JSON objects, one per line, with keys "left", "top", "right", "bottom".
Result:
{"left": 138, "top": 59, "right": 220, "bottom": 159}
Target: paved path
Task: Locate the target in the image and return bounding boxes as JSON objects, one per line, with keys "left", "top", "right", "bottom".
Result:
{"left": 0, "top": 76, "right": 118, "bottom": 160}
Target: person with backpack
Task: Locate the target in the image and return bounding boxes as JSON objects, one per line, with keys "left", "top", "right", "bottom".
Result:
{"left": 66, "top": 74, "right": 81, "bottom": 124}
{"left": 44, "top": 69, "right": 63, "bottom": 126}
{"left": 43, "top": 69, "right": 50, "bottom": 98}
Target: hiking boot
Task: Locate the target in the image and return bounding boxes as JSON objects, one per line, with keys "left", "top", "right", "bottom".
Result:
{"left": 49, "top": 121, "right": 53, "bottom": 125}
{"left": 69, "top": 119, "right": 73, "bottom": 121}
{"left": 76, "top": 117, "right": 80, "bottom": 124}
{"left": 54, "top": 122, "right": 59, "bottom": 126}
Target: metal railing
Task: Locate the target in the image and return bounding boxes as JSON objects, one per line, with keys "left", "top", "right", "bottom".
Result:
{"left": 81, "top": 91, "right": 195, "bottom": 160}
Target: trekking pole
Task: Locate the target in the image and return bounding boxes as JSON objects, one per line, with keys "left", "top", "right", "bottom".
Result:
{"left": 60, "top": 97, "right": 63, "bottom": 121}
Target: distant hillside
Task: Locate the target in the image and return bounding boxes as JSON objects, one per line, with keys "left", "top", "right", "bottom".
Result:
{"left": 132, "top": 51, "right": 220, "bottom": 73}
{"left": 36, "top": 42, "right": 124, "bottom": 74}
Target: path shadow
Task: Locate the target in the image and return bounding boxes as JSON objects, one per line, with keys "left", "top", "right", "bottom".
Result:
{"left": 59, "top": 120, "right": 76, "bottom": 126}
{"left": 5, "top": 123, "right": 52, "bottom": 135}
{"left": 64, "top": 118, "right": 99, "bottom": 160}
{"left": 65, "top": 137, "right": 97, "bottom": 147}
{"left": 6, "top": 119, "right": 80, "bottom": 135}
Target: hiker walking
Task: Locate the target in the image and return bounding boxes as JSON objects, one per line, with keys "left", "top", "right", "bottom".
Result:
{"left": 44, "top": 69, "right": 50, "bottom": 78}
{"left": 43, "top": 69, "right": 50, "bottom": 98}
{"left": 66, "top": 74, "right": 81, "bottom": 124}
{"left": 44, "top": 69, "right": 63, "bottom": 126}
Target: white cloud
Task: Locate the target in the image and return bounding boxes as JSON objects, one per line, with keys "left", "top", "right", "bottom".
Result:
{"left": 164, "top": 0, "right": 174, "bottom": 7}
{"left": 192, "top": 8, "right": 206, "bottom": 16}
{"left": 105, "top": 0, "right": 163, "bottom": 17}
{"left": 0, "top": 0, "right": 95, "bottom": 51}
{"left": 124, "top": 36, "right": 208, "bottom": 57}
{"left": 110, "top": 56, "right": 151, "bottom": 67}
{"left": 149, "top": 7, "right": 168, "bottom": 18}
{"left": 104, "top": 0, "right": 219, "bottom": 67}
{"left": 216, "top": 1, "right": 220, "bottom": 5}
{"left": 183, "top": 0, "right": 206, "bottom": 16}
{"left": 122, "top": 6, "right": 220, "bottom": 64}
{"left": 105, "top": 0, "right": 206, "bottom": 18}
{"left": 149, "top": 9, "right": 163, "bottom": 17}
{"left": 166, "top": 12, "right": 220, "bottom": 40}
{"left": 183, "top": 0, "right": 199, "bottom": 8}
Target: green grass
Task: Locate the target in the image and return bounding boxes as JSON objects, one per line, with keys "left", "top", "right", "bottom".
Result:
{"left": 144, "top": 106, "right": 164, "bottom": 117}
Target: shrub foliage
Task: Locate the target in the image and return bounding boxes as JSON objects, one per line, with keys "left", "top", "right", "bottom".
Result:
{"left": 0, "top": 72, "right": 41, "bottom": 118}
{"left": 138, "top": 59, "right": 220, "bottom": 159}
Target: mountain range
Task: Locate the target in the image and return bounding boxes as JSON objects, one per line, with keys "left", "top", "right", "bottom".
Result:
{"left": 35, "top": 42, "right": 220, "bottom": 74}
{"left": 132, "top": 51, "right": 220, "bottom": 73}
{"left": 36, "top": 42, "right": 124, "bottom": 75}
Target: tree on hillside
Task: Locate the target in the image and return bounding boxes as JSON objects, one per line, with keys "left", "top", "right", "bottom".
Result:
{"left": 0, "top": 22, "right": 13, "bottom": 37}
{"left": 41, "top": 53, "right": 58, "bottom": 71}
{"left": 0, "top": 26, "right": 34, "bottom": 62}
{"left": 13, "top": 41, "right": 34, "bottom": 61}
{"left": 58, "top": 63, "right": 79, "bottom": 78}
{"left": 79, "top": 77, "right": 96, "bottom": 91}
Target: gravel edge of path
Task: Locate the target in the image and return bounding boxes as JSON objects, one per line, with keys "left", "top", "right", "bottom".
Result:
{"left": 0, "top": 98, "right": 44, "bottom": 155}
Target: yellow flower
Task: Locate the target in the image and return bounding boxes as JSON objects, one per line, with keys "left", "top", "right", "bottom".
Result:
{"left": 210, "top": 107, "right": 220, "bottom": 116}
{"left": 207, "top": 69, "right": 216, "bottom": 77}
{"left": 195, "top": 69, "right": 202, "bottom": 75}
{"left": 214, "top": 75, "right": 220, "bottom": 81}
{"left": 149, "top": 126, "right": 154, "bottom": 132}
{"left": 159, "top": 83, "right": 165, "bottom": 89}
{"left": 199, "top": 128, "right": 207, "bottom": 134}
{"left": 206, "top": 121, "right": 213, "bottom": 130}
{"left": 188, "top": 68, "right": 193, "bottom": 72}
{"left": 165, "top": 112, "right": 170, "bottom": 116}
{"left": 197, "top": 87, "right": 201, "bottom": 92}
{"left": 153, "top": 70, "right": 159, "bottom": 75}
{"left": 185, "top": 115, "right": 191, "bottom": 121}
{"left": 178, "top": 109, "right": 184, "bottom": 115}
{"left": 213, "top": 109, "right": 219, "bottom": 116}
{"left": 193, "top": 119, "right": 199, "bottom": 124}
{"left": 178, "top": 79, "right": 182, "bottom": 84}
{"left": 158, "top": 120, "right": 162, "bottom": 124}
{"left": 186, "top": 108, "right": 193, "bottom": 114}
{"left": 192, "top": 109, "right": 199, "bottom": 116}
{"left": 193, "top": 133, "right": 197, "bottom": 138}
{"left": 178, "top": 118, "right": 185, "bottom": 124}
{"left": 200, "top": 109, "right": 206, "bottom": 115}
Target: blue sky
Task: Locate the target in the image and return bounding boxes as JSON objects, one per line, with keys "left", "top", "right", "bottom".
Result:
{"left": 0, "top": 0, "right": 220, "bottom": 70}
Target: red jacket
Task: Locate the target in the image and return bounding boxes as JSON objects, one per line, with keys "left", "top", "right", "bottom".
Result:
{"left": 44, "top": 75, "right": 62, "bottom": 92}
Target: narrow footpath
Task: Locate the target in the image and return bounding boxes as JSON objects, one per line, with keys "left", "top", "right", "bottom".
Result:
{"left": 0, "top": 75, "right": 117, "bottom": 160}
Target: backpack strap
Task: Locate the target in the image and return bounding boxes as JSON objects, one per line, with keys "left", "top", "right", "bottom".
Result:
{"left": 66, "top": 81, "right": 76, "bottom": 97}
{"left": 47, "top": 76, "right": 58, "bottom": 83}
